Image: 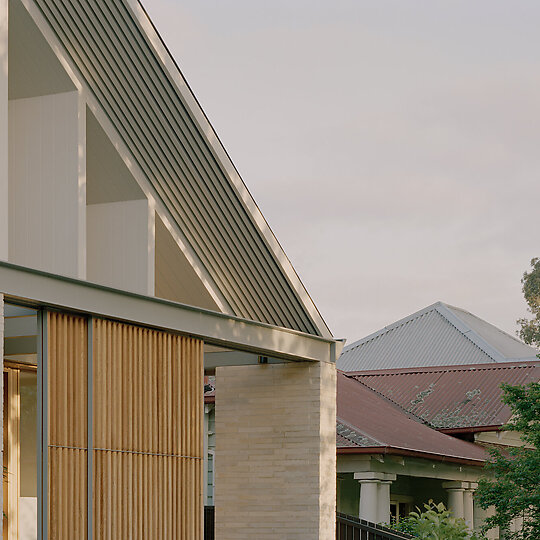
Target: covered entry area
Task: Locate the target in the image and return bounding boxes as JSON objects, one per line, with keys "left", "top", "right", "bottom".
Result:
{"left": 0, "top": 262, "right": 339, "bottom": 539}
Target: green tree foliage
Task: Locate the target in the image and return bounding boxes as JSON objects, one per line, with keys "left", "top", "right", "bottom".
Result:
{"left": 476, "top": 382, "right": 540, "bottom": 539}
{"left": 390, "top": 501, "right": 481, "bottom": 539}
{"left": 517, "top": 258, "right": 540, "bottom": 349}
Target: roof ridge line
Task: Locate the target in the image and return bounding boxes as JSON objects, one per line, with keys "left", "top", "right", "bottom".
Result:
{"left": 434, "top": 304, "right": 504, "bottom": 362}
{"left": 343, "top": 302, "right": 444, "bottom": 353}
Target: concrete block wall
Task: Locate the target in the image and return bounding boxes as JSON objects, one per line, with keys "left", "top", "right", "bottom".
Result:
{"left": 215, "top": 361, "right": 336, "bottom": 540}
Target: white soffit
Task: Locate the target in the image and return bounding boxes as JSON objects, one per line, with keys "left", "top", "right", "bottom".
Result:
{"left": 25, "top": 0, "right": 330, "bottom": 338}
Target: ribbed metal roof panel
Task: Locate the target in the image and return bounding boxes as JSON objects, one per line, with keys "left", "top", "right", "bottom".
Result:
{"left": 445, "top": 305, "right": 538, "bottom": 359}
{"left": 337, "top": 373, "right": 487, "bottom": 462}
{"left": 349, "top": 361, "right": 540, "bottom": 429}
{"left": 338, "top": 307, "right": 494, "bottom": 371}
{"left": 31, "top": 0, "right": 323, "bottom": 336}
{"left": 338, "top": 302, "right": 539, "bottom": 371}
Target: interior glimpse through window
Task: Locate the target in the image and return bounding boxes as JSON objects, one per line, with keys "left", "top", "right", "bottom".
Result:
{"left": 3, "top": 304, "right": 38, "bottom": 540}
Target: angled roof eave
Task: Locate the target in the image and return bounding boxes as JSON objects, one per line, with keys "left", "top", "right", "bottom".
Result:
{"left": 24, "top": 0, "right": 331, "bottom": 338}
{"left": 126, "top": 0, "right": 332, "bottom": 339}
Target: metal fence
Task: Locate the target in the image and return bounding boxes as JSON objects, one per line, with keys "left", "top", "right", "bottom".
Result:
{"left": 204, "top": 508, "right": 414, "bottom": 540}
{"left": 204, "top": 507, "right": 215, "bottom": 540}
{"left": 336, "top": 513, "right": 414, "bottom": 540}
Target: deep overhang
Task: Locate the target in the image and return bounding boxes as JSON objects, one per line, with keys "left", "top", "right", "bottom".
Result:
{"left": 0, "top": 261, "right": 342, "bottom": 364}
{"left": 20, "top": 0, "right": 331, "bottom": 338}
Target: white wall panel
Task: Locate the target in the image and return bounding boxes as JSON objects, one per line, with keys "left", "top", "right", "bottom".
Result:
{"left": 8, "top": 90, "right": 86, "bottom": 277}
{"left": 0, "top": 0, "right": 7, "bottom": 260}
{"left": 87, "top": 199, "right": 155, "bottom": 295}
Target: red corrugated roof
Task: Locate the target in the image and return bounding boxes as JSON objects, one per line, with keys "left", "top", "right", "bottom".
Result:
{"left": 337, "top": 373, "right": 488, "bottom": 464}
{"left": 346, "top": 360, "right": 540, "bottom": 430}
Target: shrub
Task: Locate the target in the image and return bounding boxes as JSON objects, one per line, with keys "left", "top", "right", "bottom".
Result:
{"left": 389, "top": 500, "right": 485, "bottom": 539}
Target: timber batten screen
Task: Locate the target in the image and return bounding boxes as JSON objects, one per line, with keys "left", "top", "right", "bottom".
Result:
{"left": 46, "top": 313, "right": 204, "bottom": 539}
{"left": 47, "top": 312, "right": 88, "bottom": 539}
{"left": 92, "top": 319, "right": 204, "bottom": 539}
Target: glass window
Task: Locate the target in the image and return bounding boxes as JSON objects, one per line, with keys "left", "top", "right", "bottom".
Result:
{"left": 3, "top": 303, "right": 38, "bottom": 540}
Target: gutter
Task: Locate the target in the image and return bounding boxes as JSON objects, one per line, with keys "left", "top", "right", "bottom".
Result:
{"left": 438, "top": 425, "right": 503, "bottom": 435}
{"left": 336, "top": 446, "right": 486, "bottom": 467}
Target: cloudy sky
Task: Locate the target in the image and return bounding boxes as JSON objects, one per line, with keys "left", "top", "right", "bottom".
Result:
{"left": 144, "top": 0, "right": 540, "bottom": 343}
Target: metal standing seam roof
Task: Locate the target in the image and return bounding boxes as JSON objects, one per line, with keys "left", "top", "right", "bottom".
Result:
{"left": 27, "top": 0, "right": 329, "bottom": 337}
{"left": 338, "top": 301, "right": 539, "bottom": 371}
{"left": 347, "top": 361, "right": 540, "bottom": 430}
{"left": 336, "top": 373, "right": 488, "bottom": 464}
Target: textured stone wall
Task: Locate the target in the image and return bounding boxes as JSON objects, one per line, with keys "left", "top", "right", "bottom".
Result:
{"left": 215, "top": 361, "right": 336, "bottom": 540}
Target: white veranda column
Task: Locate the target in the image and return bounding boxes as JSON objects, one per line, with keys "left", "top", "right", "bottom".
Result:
{"left": 463, "top": 482, "right": 477, "bottom": 530}
{"left": 358, "top": 480, "right": 379, "bottom": 523}
{"left": 443, "top": 481, "right": 466, "bottom": 520}
{"left": 378, "top": 480, "right": 394, "bottom": 525}
{"left": 355, "top": 472, "right": 396, "bottom": 524}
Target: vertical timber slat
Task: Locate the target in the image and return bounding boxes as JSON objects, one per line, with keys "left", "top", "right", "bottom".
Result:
{"left": 47, "top": 312, "right": 88, "bottom": 539}
{"left": 93, "top": 319, "right": 203, "bottom": 539}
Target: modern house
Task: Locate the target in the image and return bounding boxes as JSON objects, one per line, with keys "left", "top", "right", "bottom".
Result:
{"left": 205, "top": 304, "right": 538, "bottom": 538}
{"left": 0, "top": 1, "right": 340, "bottom": 539}
{"left": 338, "top": 301, "right": 539, "bottom": 372}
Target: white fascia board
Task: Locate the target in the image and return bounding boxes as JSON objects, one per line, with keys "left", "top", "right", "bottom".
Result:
{"left": 0, "top": 262, "right": 339, "bottom": 364}
{"left": 19, "top": 0, "right": 232, "bottom": 316}
{"left": 125, "top": 0, "right": 332, "bottom": 339}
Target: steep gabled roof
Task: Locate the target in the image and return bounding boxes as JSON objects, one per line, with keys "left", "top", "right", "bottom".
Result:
{"left": 338, "top": 301, "right": 538, "bottom": 371}
{"left": 26, "top": 0, "right": 329, "bottom": 337}
{"left": 337, "top": 373, "right": 488, "bottom": 465}
{"left": 346, "top": 360, "right": 540, "bottom": 431}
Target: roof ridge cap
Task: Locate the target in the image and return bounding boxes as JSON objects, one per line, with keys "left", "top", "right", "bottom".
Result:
{"left": 343, "top": 302, "right": 443, "bottom": 353}
{"left": 434, "top": 304, "right": 503, "bottom": 362}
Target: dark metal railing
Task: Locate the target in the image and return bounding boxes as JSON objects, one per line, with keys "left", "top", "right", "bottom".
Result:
{"left": 336, "top": 512, "right": 414, "bottom": 540}
{"left": 203, "top": 507, "right": 413, "bottom": 540}
{"left": 204, "top": 506, "right": 215, "bottom": 540}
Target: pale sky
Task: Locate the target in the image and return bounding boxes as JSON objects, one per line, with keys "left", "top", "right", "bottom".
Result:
{"left": 144, "top": 0, "right": 540, "bottom": 343}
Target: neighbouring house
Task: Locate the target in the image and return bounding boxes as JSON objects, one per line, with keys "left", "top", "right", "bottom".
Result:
{"left": 337, "top": 360, "right": 540, "bottom": 539}
{"left": 0, "top": 1, "right": 340, "bottom": 539}
{"left": 337, "top": 301, "right": 539, "bottom": 372}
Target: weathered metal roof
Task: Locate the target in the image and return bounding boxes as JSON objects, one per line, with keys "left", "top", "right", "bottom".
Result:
{"left": 26, "top": 0, "right": 329, "bottom": 337}
{"left": 338, "top": 302, "right": 539, "bottom": 371}
{"left": 337, "top": 373, "right": 488, "bottom": 464}
{"left": 347, "top": 361, "right": 540, "bottom": 430}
